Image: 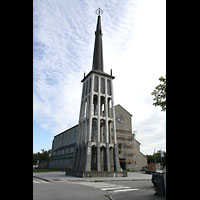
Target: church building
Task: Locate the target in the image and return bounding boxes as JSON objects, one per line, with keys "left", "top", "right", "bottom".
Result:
{"left": 49, "top": 9, "right": 147, "bottom": 177}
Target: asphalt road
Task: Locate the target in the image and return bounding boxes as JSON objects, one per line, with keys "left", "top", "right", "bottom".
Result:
{"left": 33, "top": 177, "right": 165, "bottom": 200}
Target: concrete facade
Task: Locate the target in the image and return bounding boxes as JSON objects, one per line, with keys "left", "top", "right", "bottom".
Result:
{"left": 70, "top": 70, "right": 123, "bottom": 177}
{"left": 49, "top": 11, "right": 147, "bottom": 175}
{"left": 49, "top": 105, "right": 147, "bottom": 172}
{"left": 49, "top": 125, "right": 78, "bottom": 169}
{"left": 67, "top": 12, "right": 124, "bottom": 177}
{"left": 115, "top": 104, "right": 147, "bottom": 172}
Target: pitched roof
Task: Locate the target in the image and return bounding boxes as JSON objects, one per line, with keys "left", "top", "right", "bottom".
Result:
{"left": 92, "top": 15, "right": 104, "bottom": 72}
{"left": 54, "top": 124, "right": 78, "bottom": 138}
{"left": 114, "top": 104, "right": 132, "bottom": 116}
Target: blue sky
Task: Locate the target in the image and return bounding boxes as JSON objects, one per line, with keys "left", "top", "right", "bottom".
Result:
{"left": 33, "top": 0, "right": 166, "bottom": 155}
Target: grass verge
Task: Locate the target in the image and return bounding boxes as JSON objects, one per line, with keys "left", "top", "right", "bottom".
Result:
{"left": 33, "top": 168, "right": 63, "bottom": 173}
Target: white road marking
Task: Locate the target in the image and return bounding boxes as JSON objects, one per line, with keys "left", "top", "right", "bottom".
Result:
{"left": 33, "top": 181, "right": 40, "bottom": 183}
{"left": 40, "top": 181, "right": 50, "bottom": 183}
{"left": 33, "top": 180, "right": 50, "bottom": 183}
{"left": 72, "top": 181, "right": 138, "bottom": 193}
{"left": 112, "top": 188, "right": 139, "bottom": 193}
{"left": 93, "top": 184, "right": 122, "bottom": 188}
{"left": 33, "top": 179, "right": 139, "bottom": 194}
{"left": 75, "top": 182, "right": 123, "bottom": 188}
{"left": 101, "top": 186, "right": 130, "bottom": 191}
{"left": 51, "top": 180, "right": 68, "bottom": 183}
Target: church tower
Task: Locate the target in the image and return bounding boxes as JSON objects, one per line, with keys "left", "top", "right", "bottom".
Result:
{"left": 71, "top": 9, "right": 127, "bottom": 177}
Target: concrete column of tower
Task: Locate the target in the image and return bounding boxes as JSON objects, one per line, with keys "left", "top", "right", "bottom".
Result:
{"left": 111, "top": 80, "right": 117, "bottom": 144}
{"left": 106, "top": 143, "right": 111, "bottom": 171}
{"left": 74, "top": 143, "right": 81, "bottom": 171}
{"left": 97, "top": 142, "right": 101, "bottom": 171}
{"left": 110, "top": 79, "right": 121, "bottom": 172}
{"left": 85, "top": 75, "right": 94, "bottom": 171}
{"left": 77, "top": 101, "right": 83, "bottom": 144}
{"left": 79, "top": 144, "right": 85, "bottom": 171}
{"left": 97, "top": 77, "right": 101, "bottom": 171}
{"left": 79, "top": 98, "right": 85, "bottom": 143}
{"left": 84, "top": 96, "right": 89, "bottom": 142}
{"left": 75, "top": 119, "right": 84, "bottom": 169}
{"left": 88, "top": 74, "right": 94, "bottom": 142}
{"left": 84, "top": 141, "right": 92, "bottom": 172}
{"left": 97, "top": 76, "right": 101, "bottom": 143}
{"left": 114, "top": 143, "right": 121, "bottom": 172}
{"left": 105, "top": 78, "right": 109, "bottom": 143}
{"left": 82, "top": 121, "right": 85, "bottom": 144}
{"left": 72, "top": 145, "right": 78, "bottom": 171}
{"left": 105, "top": 78, "right": 111, "bottom": 171}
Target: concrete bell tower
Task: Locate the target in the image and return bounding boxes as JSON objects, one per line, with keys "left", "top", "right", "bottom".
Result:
{"left": 70, "top": 9, "right": 127, "bottom": 177}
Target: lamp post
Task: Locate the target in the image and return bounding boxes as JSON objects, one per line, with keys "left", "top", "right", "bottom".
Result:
{"left": 154, "top": 149, "right": 157, "bottom": 170}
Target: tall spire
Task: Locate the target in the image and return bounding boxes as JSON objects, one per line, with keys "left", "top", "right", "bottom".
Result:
{"left": 92, "top": 8, "right": 104, "bottom": 72}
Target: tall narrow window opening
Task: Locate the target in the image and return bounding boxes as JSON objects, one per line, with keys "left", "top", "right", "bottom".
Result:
{"left": 93, "top": 95, "right": 98, "bottom": 115}
{"left": 101, "top": 78, "right": 105, "bottom": 94}
{"left": 89, "top": 77, "right": 91, "bottom": 93}
{"left": 107, "top": 98, "right": 112, "bottom": 118}
{"left": 107, "top": 79, "right": 111, "bottom": 95}
{"left": 100, "top": 96, "right": 105, "bottom": 117}
{"left": 91, "top": 118, "right": 97, "bottom": 142}
{"left": 94, "top": 76, "right": 99, "bottom": 92}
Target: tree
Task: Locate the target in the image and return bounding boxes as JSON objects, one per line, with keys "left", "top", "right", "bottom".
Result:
{"left": 146, "top": 151, "right": 166, "bottom": 167}
{"left": 33, "top": 149, "right": 52, "bottom": 165}
{"left": 151, "top": 76, "right": 166, "bottom": 111}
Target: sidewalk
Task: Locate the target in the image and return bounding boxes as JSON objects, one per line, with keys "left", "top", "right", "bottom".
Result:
{"left": 33, "top": 171, "right": 152, "bottom": 182}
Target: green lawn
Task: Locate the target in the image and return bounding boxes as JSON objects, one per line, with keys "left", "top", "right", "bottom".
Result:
{"left": 33, "top": 168, "right": 63, "bottom": 173}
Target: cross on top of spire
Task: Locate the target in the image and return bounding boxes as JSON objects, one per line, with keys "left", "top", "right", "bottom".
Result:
{"left": 95, "top": 8, "right": 103, "bottom": 16}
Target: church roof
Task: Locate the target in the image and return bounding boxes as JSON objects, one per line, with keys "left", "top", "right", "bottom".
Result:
{"left": 92, "top": 14, "right": 104, "bottom": 72}
{"left": 54, "top": 124, "right": 78, "bottom": 138}
{"left": 133, "top": 138, "right": 141, "bottom": 145}
{"left": 81, "top": 70, "right": 115, "bottom": 82}
{"left": 81, "top": 9, "right": 115, "bottom": 83}
{"left": 114, "top": 104, "right": 133, "bottom": 116}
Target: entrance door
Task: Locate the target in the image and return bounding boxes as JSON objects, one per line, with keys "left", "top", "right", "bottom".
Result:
{"left": 119, "top": 159, "right": 126, "bottom": 170}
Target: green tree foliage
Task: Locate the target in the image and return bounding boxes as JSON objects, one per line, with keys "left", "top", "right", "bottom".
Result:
{"left": 151, "top": 76, "right": 166, "bottom": 111}
{"left": 33, "top": 149, "right": 52, "bottom": 165}
{"left": 146, "top": 150, "right": 166, "bottom": 167}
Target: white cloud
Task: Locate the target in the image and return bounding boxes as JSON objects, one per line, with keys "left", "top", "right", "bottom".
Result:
{"left": 33, "top": 0, "right": 166, "bottom": 154}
